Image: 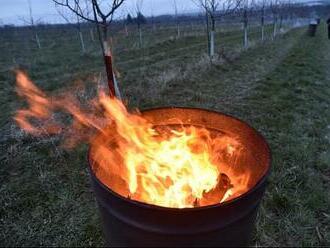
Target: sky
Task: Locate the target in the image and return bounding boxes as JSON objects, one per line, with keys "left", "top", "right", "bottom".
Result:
{"left": 0, "top": 0, "right": 200, "bottom": 25}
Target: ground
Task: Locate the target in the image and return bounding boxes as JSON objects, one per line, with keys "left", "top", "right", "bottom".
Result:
{"left": 0, "top": 22, "right": 329, "bottom": 246}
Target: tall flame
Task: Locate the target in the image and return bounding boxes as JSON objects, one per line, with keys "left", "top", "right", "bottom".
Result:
{"left": 14, "top": 71, "right": 249, "bottom": 208}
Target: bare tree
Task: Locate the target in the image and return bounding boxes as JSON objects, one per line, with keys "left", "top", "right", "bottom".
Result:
{"left": 173, "top": 0, "right": 180, "bottom": 38}
{"left": 125, "top": 12, "right": 134, "bottom": 36}
{"left": 194, "top": 0, "right": 241, "bottom": 57}
{"left": 55, "top": 5, "right": 86, "bottom": 53}
{"left": 286, "top": 0, "right": 295, "bottom": 27}
{"left": 238, "top": 0, "right": 254, "bottom": 48}
{"left": 279, "top": 0, "right": 291, "bottom": 31}
{"left": 123, "top": 13, "right": 129, "bottom": 37}
{"left": 20, "top": 0, "right": 42, "bottom": 49}
{"left": 135, "top": 0, "right": 145, "bottom": 49}
{"left": 270, "top": 0, "right": 280, "bottom": 39}
{"left": 278, "top": 0, "right": 292, "bottom": 31}
{"left": 202, "top": 1, "right": 211, "bottom": 56}
{"left": 52, "top": 0, "right": 125, "bottom": 98}
{"left": 199, "top": 0, "right": 218, "bottom": 56}
{"left": 258, "top": 0, "right": 268, "bottom": 41}
{"left": 150, "top": 0, "right": 156, "bottom": 31}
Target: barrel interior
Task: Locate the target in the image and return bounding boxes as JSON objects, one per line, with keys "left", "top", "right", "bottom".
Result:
{"left": 89, "top": 107, "right": 271, "bottom": 208}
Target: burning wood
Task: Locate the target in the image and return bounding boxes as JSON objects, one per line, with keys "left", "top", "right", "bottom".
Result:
{"left": 192, "top": 173, "right": 233, "bottom": 207}
{"left": 201, "top": 173, "right": 233, "bottom": 205}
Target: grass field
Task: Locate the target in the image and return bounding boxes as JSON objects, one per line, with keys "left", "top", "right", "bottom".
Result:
{"left": 0, "top": 22, "right": 329, "bottom": 246}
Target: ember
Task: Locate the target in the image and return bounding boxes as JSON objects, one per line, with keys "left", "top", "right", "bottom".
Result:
{"left": 15, "top": 71, "right": 250, "bottom": 208}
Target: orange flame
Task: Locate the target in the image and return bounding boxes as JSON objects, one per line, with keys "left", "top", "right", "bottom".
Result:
{"left": 14, "top": 71, "right": 249, "bottom": 208}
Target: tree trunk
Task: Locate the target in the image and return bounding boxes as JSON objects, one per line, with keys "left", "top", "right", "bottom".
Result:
{"left": 244, "top": 24, "right": 248, "bottom": 48}
{"left": 243, "top": 10, "right": 248, "bottom": 48}
{"left": 210, "top": 30, "right": 215, "bottom": 57}
{"left": 103, "top": 41, "right": 121, "bottom": 98}
{"left": 279, "top": 15, "right": 283, "bottom": 29}
{"left": 79, "top": 31, "right": 86, "bottom": 53}
{"left": 90, "top": 28, "right": 95, "bottom": 42}
{"left": 125, "top": 24, "right": 128, "bottom": 36}
{"left": 290, "top": 13, "right": 294, "bottom": 27}
{"left": 205, "top": 12, "right": 210, "bottom": 56}
{"left": 273, "top": 18, "right": 277, "bottom": 39}
{"left": 261, "top": 13, "right": 265, "bottom": 41}
{"left": 99, "top": 22, "right": 121, "bottom": 98}
{"left": 139, "top": 26, "right": 143, "bottom": 48}
{"left": 35, "top": 32, "right": 41, "bottom": 49}
{"left": 177, "top": 23, "right": 180, "bottom": 38}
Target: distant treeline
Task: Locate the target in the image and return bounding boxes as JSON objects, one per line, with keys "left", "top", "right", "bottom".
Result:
{"left": 1, "top": 2, "right": 329, "bottom": 31}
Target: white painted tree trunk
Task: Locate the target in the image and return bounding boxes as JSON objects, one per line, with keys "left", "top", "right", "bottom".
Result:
{"left": 244, "top": 25, "right": 248, "bottom": 48}
{"left": 139, "top": 28, "right": 143, "bottom": 48}
{"left": 206, "top": 13, "right": 210, "bottom": 56}
{"left": 261, "top": 8, "right": 265, "bottom": 42}
{"left": 89, "top": 28, "right": 94, "bottom": 42}
{"left": 79, "top": 31, "right": 86, "bottom": 53}
{"left": 273, "top": 21, "right": 277, "bottom": 39}
{"left": 35, "top": 32, "right": 41, "bottom": 49}
{"left": 210, "top": 30, "right": 215, "bottom": 57}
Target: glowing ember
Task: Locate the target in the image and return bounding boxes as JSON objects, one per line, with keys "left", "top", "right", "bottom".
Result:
{"left": 14, "top": 71, "right": 250, "bottom": 208}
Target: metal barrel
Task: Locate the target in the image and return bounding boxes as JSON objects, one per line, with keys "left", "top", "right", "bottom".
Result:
{"left": 88, "top": 108, "right": 271, "bottom": 247}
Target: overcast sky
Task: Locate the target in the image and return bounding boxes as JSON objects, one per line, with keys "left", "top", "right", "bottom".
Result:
{"left": 0, "top": 0, "right": 200, "bottom": 25}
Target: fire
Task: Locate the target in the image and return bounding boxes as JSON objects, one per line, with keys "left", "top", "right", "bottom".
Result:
{"left": 14, "top": 71, "right": 250, "bottom": 208}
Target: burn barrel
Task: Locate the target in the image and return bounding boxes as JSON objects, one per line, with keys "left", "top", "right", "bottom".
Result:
{"left": 88, "top": 107, "right": 271, "bottom": 247}
{"left": 308, "top": 20, "right": 318, "bottom": 37}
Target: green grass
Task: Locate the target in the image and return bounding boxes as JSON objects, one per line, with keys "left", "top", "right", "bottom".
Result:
{"left": 0, "top": 22, "right": 329, "bottom": 246}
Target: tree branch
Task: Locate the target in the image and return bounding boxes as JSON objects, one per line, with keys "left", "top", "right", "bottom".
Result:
{"left": 53, "top": 0, "right": 97, "bottom": 23}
